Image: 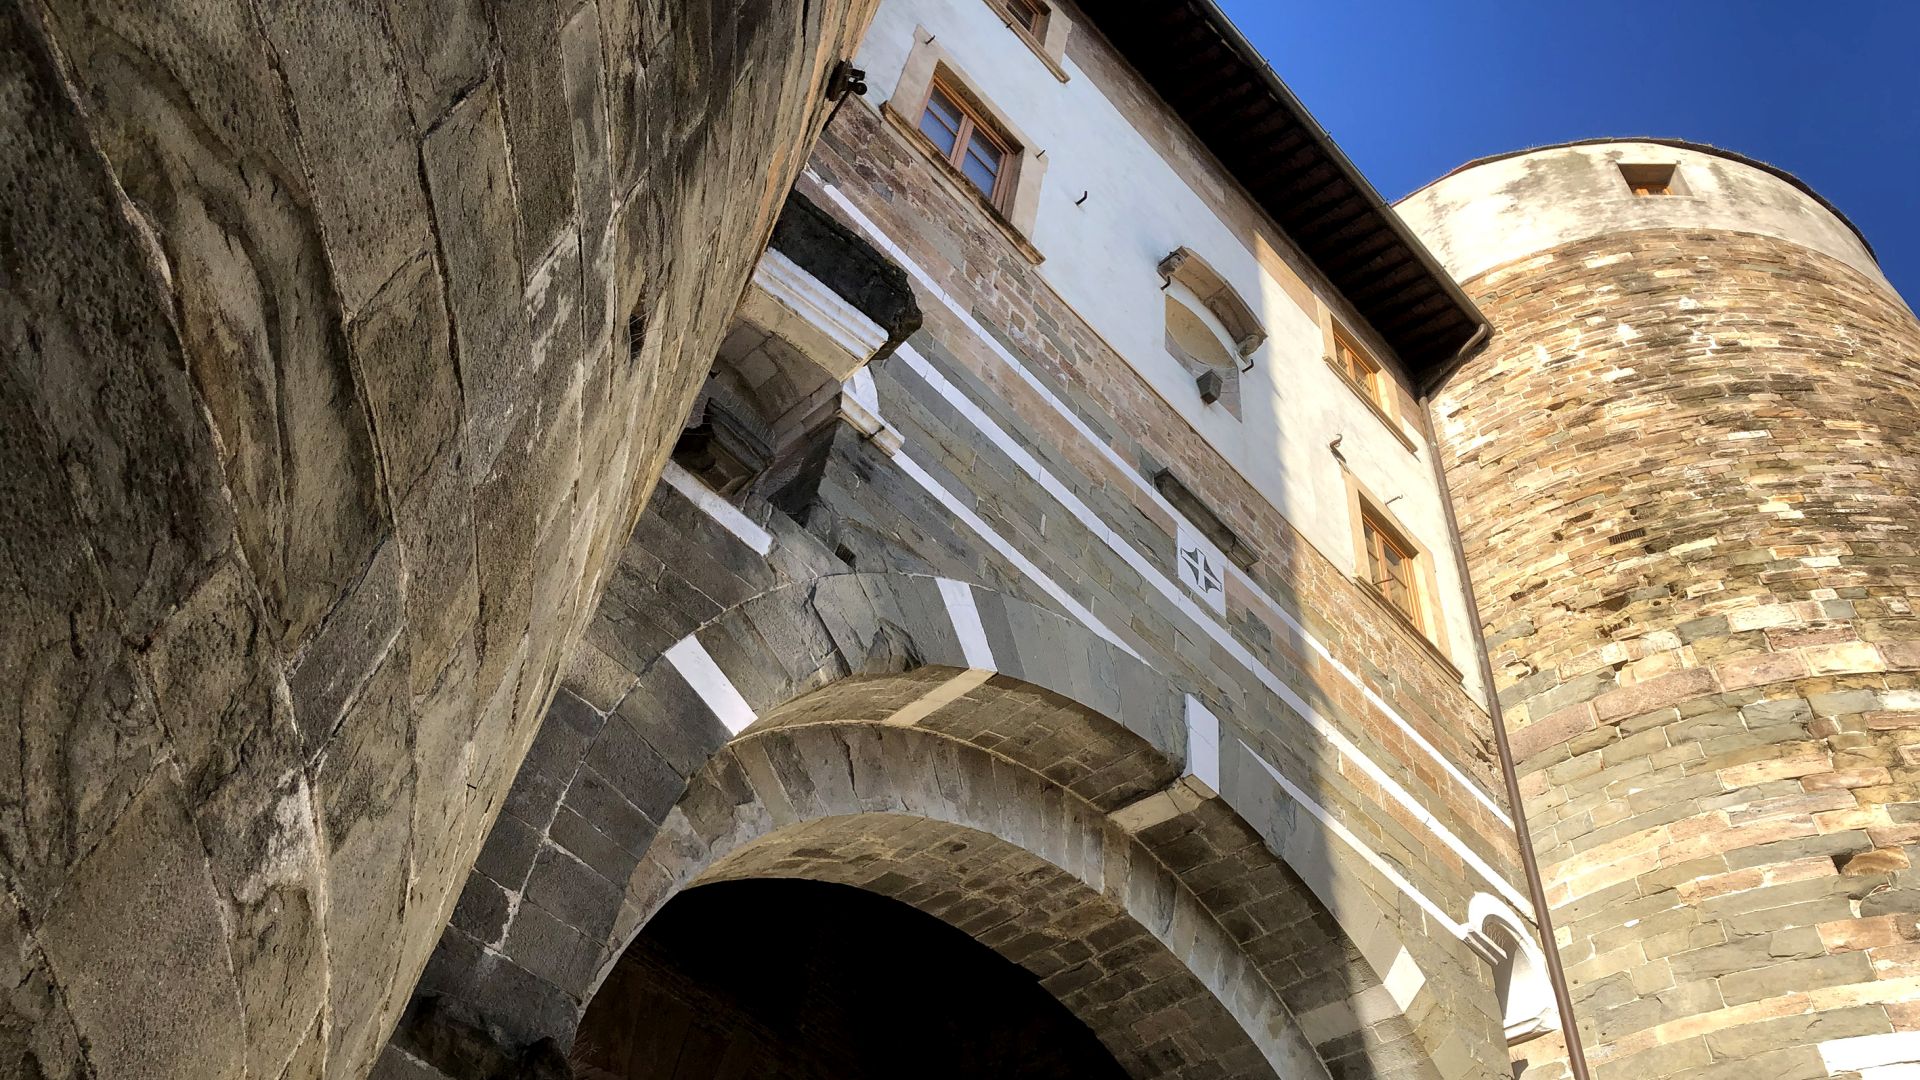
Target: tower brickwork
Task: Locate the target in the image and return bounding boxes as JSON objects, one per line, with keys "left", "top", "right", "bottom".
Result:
{"left": 1403, "top": 143, "right": 1920, "bottom": 1077}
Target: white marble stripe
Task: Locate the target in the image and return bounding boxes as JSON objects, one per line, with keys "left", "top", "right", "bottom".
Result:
{"left": 1185, "top": 694, "right": 1222, "bottom": 794}
{"left": 1822, "top": 1032, "right": 1920, "bottom": 1074}
{"left": 881, "top": 668, "right": 995, "bottom": 729}
{"left": 1247, "top": 740, "right": 1471, "bottom": 939}
{"left": 807, "top": 172, "right": 1512, "bottom": 833}
{"left": 664, "top": 635, "right": 758, "bottom": 735}
{"left": 904, "top": 447, "right": 1487, "bottom": 934}
{"left": 892, "top": 341, "right": 1530, "bottom": 916}
{"left": 937, "top": 577, "right": 996, "bottom": 670}
{"left": 662, "top": 461, "right": 774, "bottom": 556}
{"left": 894, "top": 453, "right": 1138, "bottom": 659}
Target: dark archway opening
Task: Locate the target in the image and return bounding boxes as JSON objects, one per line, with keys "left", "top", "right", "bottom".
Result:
{"left": 574, "top": 878, "right": 1130, "bottom": 1080}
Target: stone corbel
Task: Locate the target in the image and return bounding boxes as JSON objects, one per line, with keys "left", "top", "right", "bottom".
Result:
{"left": 739, "top": 247, "right": 892, "bottom": 382}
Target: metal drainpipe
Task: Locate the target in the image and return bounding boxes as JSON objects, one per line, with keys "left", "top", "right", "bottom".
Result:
{"left": 1420, "top": 323, "right": 1594, "bottom": 1080}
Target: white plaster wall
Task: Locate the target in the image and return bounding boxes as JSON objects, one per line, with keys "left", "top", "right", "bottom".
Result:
{"left": 852, "top": 0, "right": 1488, "bottom": 700}
{"left": 1396, "top": 142, "right": 1893, "bottom": 294}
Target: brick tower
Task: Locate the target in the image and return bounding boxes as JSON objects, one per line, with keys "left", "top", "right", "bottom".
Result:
{"left": 1401, "top": 142, "right": 1920, "bottom": 1077}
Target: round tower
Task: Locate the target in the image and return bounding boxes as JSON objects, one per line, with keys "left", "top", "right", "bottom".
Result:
{"left": 1401, "top": 141, "right": 1920, "bottom": 1077}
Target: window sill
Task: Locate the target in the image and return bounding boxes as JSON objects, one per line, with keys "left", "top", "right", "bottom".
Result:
{"left": 1007, "top": 20, "right": 1070, "bottom": 82}
{"left": 1325, "top": 355, "right": 1416, "bottom": 452}
{"left": 880, "top": 102, "right": 1044, "bottom": 266}
{"left": 1351, "top": 574, "right": 1463, "bottom": 682}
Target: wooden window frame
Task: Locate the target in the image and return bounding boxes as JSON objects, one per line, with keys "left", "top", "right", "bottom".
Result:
{"left": 1331, "top": 322, "right": 1387, "bottom": 407}
{"left": 917, "top": 76, "right": 1015, "bottom": 208}
{"left": 1360, "top": 507, "right": 1422, "bottom": 627}
{"left": 1341, "top": 471, "right": 1458, "bottom": 676}
{"left": 883, "top": 41, "right": 1048, "bottom": 261}
{"left": 1324, "top": 316, "right": 1416, "bottom": 450}
{"left": 996, "top": 0, "right": 1048, "bottom": 38}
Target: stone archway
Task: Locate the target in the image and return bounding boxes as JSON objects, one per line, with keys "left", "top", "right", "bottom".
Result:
{"left": 584, "top": 691, "right": 1309, "bottom": 1078}
{"left": 580, "top": 876, "right": 1130, "bottom": 1079}
{"left": 394, "top": 570, "right": 1456, "bottom": 1079}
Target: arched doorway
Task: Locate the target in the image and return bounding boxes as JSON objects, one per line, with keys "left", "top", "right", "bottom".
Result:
{"left": 586, "top": 695, "right": 1300, "bottom": 1078}
{"left": 575, "top": 877, "right": 1128, "bottom": 1078}
{"left": 388, "top": 574, "right": 1449, "bottom": 1079}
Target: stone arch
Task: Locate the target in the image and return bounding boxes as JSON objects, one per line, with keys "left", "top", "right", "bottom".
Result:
{"left": 399, "top": 570, "right": 1450, "bottom": 1079}
{"left": 589, "top": 711, "right": 1304, "bottom": 1077}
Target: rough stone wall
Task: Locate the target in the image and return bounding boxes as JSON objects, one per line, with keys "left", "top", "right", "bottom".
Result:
{"left": 0, "top": 1, "right": 871, "bottom": 1077}
{"left": 1434, "top": 229, "right": 1920, "bottom": 1078}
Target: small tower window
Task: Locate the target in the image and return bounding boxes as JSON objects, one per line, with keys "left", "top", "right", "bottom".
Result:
{"left": 1619, "top": 162, "right": 1684, "bottom": 196}
{"left": 1361, "top": 507, "right": 1420, "bottom": 624}
{"left": 918, "top": 78, "right": 1014, "bottom": 206}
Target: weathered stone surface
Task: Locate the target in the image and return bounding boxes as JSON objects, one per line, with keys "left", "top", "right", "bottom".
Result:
{"left": 1437, "top": 221, "right": 1920, "bottom": 1075}
{"left": 47, "top": 0, "right": 388, "bottom": 650}
{"left": 256, "top": 0, "right": 433, "bottom": 315}
{"left": 421, "top": 82, "right": 538, "bottom": 486}
{"left": 38, "top": 776, "right": 245, "bottom": 1080}
{"left": 192, "top": 692, "right": 329, "bottom": 1080}
{"left": 317, "top": 650, "right": 418, "bottom": 1074}
{"left": 0, "top": 888, "right": 86, "bottom": 1080}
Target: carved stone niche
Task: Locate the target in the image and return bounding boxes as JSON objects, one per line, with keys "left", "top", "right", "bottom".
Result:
{"left": 1156, "top": 246, "right": 1266, "bottom": 361}
{"left": 673, "top": 190, "right": 922, "bottom": 499}
{"left": 1463, "top": 894, "right": 1559, "bottom": 1046}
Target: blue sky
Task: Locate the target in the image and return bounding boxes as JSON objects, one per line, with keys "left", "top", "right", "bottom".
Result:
{"left": 1219, "top": 1, "right": 1920, "bottom": 303}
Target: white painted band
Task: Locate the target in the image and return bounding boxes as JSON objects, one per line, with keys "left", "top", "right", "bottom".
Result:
{"left": 894, "top": 452, "right": 1137, "bottom": 658}
{"left": 663, "top": 634, "right": 758, "bottom": 735}
{"left": 662, "top": 461, "right": 775, "bottom": 556}
{"left": 937, "top": 577, "right": 996, "bottom": 670}
{"left": 1247, "top": 739, "right": 1470, "bottom": 939}
{"left": 881, "top": 667, "right": 995, "bottom": 728}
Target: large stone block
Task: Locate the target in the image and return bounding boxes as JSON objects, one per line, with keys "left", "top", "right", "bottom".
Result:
{"left": 38, "top": 775, "right": 245, "bottom": 1080}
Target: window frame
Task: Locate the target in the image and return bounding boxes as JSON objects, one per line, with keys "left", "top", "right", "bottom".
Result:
{"left": 1341, "top": 470, "right": 1458, "bottom": 676}
{"left": 917, "top": 76, "right": 1015, "bottom": 208}
{"left": 1331, "top": 322, "right": 1386, "bottom": 407}
{"left": 1360, "top": 507, "right": 1422, "bottom": 627}
{"left": 1323, "top": 316, "right": 1416, "bottom": 450}
{"left": 882, "top": 41, "right": 1049, "bottom": 261}
{"left": 1618, "top": 162, "right": 1686, "bottom": 197}
{"left": 997, "top": 0, "right": 1047, "bottom": 37}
